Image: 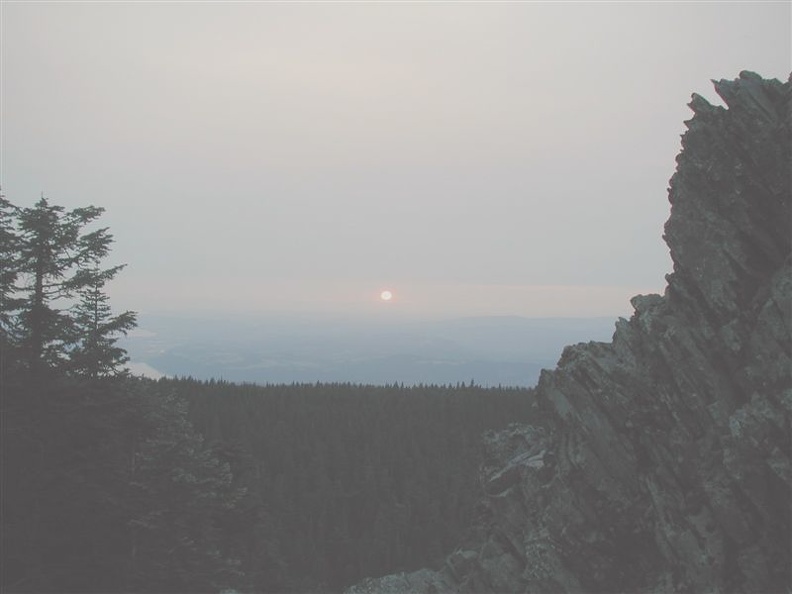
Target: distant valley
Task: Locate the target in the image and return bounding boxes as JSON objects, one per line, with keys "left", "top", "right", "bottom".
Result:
{"left": 122, "top": 313, "right": 619, "bottom": 387}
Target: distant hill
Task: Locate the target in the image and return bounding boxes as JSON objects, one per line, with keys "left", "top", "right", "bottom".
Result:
{"left": 121, "top": 314, "right": 618, "bottom": 387}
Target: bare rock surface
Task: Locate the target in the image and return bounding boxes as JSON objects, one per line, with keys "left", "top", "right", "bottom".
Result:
{"left": 345, "top": 71, "right": 791, "bottom": 594}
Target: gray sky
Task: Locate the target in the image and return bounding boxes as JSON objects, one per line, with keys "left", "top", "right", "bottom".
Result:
{"left": 2, "top": 1, "right": 789, "bottom": 318}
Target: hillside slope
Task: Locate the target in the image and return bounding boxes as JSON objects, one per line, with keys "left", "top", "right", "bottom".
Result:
{"left": 347, "top": 71, "right": 791, "bottom": 593}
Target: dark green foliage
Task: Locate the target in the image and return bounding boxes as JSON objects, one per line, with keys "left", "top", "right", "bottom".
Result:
{"left": 3, "top": 370, "right": 535, "bottom": 594}
{"left": 1, "top": 192, "right": 541, "bottom": 594}
{"left": 3, "top": 376, "right": 130, "bottom": 592}
{"left": 2, "top": 195, "right": 136, "bottom": 376}
{"left": 1, "top": 374, "right": 250, "bottom": 593}
{"left": 125, "top": 384, "right": 247, "bottom": 593}
{"left": 68, "top": 265, "right": 137, "bottom": 378}
{"left": 15, "top": 198, "right": 105, "bottom": 371}
{"left": 1, "top": 193, "right": 248, "bottom": 593}
{"left": 171, "top": 378, "right": 537, "bottom": 592}
{"left": 1, "top": 192, "right": 23, "bottom": 363}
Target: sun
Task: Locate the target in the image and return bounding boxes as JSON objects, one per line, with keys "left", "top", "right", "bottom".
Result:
{"left": 380, "top": 290, "right": 393, "bottom": 302}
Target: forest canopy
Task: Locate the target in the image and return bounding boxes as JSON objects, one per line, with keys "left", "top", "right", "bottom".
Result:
{"left": 2, "top": 194, "right": 251, "bottom": 592}
{"left": 1, "top": 193, "right": 537, "bottom": 593}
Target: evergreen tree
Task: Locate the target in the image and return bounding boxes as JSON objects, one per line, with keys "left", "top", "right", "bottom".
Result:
{"left": 0, "top": 191, "right": 22, "bottom": 349}
{"left": 12, "top": 195, "right": 133, "bottom": 374}
{"left": 127, "top": 388, "right": 248, "bottom": 593}
{"left": 68, "top": 264, "right": 137, "bottom": 378}
{"left": 2, "top": 192, "right": 252, "bottom": 593}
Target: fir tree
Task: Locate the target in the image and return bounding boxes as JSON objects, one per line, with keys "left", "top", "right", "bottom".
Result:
{"left": 12, "top": 195, "right": 135, "bottom": 374}
{"left": 68, "top": 264, "right": 137, "bottom": 378}
{"left": 2, "top": 192, "right": 251, "bottom": 593}
{"left": 0, "top": 191, "right": 22, "bottom": 356}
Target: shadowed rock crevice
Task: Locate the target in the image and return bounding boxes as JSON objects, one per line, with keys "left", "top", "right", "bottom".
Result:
{"left": 346, "top": 71, "right": 791, "bottom": 594}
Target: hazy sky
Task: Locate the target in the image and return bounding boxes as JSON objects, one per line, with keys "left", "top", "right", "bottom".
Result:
{"left": 2, "top": 1, "right": 789, "bottom": 319}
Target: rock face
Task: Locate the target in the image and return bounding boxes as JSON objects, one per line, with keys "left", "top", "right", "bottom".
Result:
{"left": 346, "top": 71, "right": 791, "bottom": 594}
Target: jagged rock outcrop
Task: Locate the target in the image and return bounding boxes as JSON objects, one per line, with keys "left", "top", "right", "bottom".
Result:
{"left": 346, "top": 71, "right": 791, "bottom": 594}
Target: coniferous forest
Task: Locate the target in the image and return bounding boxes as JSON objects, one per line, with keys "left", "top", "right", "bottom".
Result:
{"left": 1, "top": 194, "right": 538, "bottom": 593}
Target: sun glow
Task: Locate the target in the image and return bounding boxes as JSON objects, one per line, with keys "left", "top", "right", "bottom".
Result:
{"left": 380, "top": 290, "right": 393, "bottom": 301}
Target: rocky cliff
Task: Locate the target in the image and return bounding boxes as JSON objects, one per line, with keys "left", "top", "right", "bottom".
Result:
{"left": 347, "top": 71, "right": 791, "bottom": 594}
